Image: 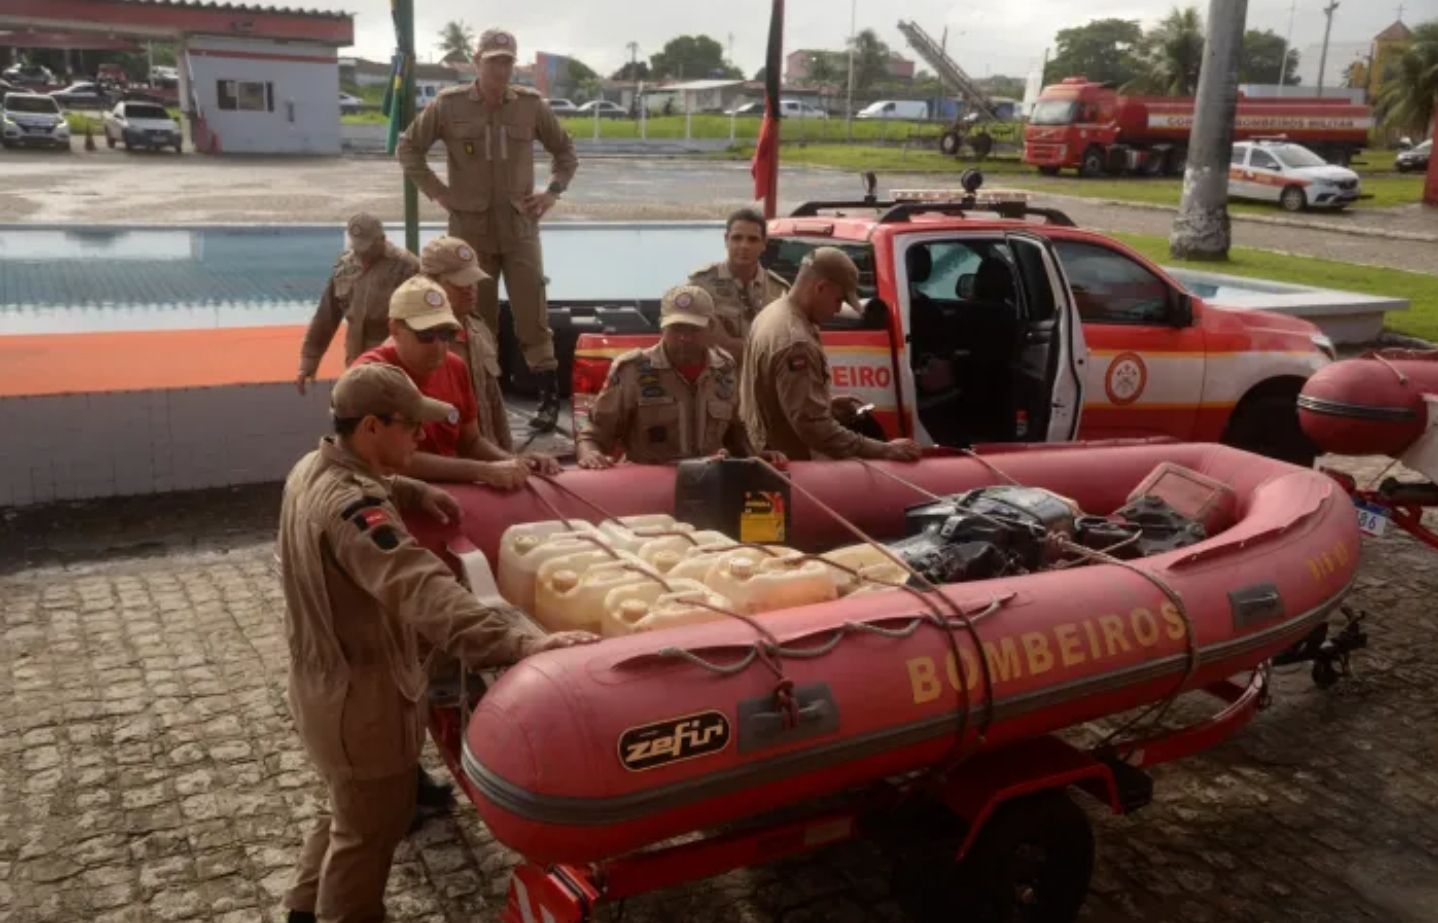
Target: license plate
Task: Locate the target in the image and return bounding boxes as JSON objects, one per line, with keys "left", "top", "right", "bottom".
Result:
{"left": 1355, "top": 502, "right": 1389, "bottom": 537}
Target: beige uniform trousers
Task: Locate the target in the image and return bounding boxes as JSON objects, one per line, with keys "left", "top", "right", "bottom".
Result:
{"left": 283, "top": 770, "right": 417, "bottom": 922}
{"left": 450, "top": 209, "right": 557, "bottom": 374}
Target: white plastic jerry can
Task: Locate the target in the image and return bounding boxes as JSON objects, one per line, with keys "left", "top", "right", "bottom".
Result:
{"left": 597, "top": 514, "right": 695, "bottom": 554}
{"left": 600, "top": 578, "right": 734, "bottom": 636}
{"left": 534, "top": 551, "right": 662, "bottom": 634}
{"left": 636, "top": 530, "right": 735, "bottom": 573}
{"left": 497, "top": 522, "right": 604, "bottom": 613}
{"left": 705, "top": 553, "right": 837, "bottom": 615}
{"left": 819, "top": 543, "right": 910, "bottom": 595}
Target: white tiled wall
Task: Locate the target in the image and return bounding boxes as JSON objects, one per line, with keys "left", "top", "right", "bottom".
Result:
{"left": 0, "top": 382, "right": 336, "bottom": 507}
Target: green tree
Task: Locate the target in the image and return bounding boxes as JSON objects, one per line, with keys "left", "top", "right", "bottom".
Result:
{"left": 807, "top": 52, "right": 843, "bottom": 87}
{"left": 1377, "top": 20, "right": 1438, "bottom": 136}
{"left": 437, "top": 20, "right": 476, "bottom": 63}
{"left": 1238, "top": 29, "right": 1300, "bottom": 85}
{"left": 650, "top": 35, "right": 741, "bottom": 80}
{"left": 568, "top": 59, "right": 598, "bottom": 83}
{"left": 1132, "top": 7, "right": 1205, "bottom": 96}
{"left": 849, "top": 29, "right": 891, "bottom": 92}
{"left": 1043, "top": 18, "right": 1145, "bottom": 88}
{"left": 611, "top": 60, "right": 650, "bottom": 81}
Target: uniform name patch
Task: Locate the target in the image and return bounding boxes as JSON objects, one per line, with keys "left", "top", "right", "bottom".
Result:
{"left": 618, "top": 711, "right": 730, "bottom": 772}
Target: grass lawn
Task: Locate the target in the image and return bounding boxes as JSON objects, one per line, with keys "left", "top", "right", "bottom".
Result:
{"left": 724, "top": 143, "right": 1426, "bottom": 210}
{"left": 1114, "top": 231, "right": 1438, "bottom": 342}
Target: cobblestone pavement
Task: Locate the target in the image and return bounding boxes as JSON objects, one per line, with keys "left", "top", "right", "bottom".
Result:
{"left": 4, "top": 458, "right": 1438, "bottom": 923}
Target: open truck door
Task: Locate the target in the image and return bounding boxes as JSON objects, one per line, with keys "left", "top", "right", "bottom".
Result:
{"left": 1005, "top": 230, "right": 1086, "bottom": 442}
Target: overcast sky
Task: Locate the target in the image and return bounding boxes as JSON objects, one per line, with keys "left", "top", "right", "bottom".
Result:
{"left": 341, "top": 0, "right": 1434, "bottom": 86}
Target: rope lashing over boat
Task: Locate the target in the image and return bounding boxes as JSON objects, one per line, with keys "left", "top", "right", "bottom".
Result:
{"left": 855, "top": 454, "right": 1202, "bottom": 758}
{"left": 527, "top": 469, "right": 1012, "bottom": 751}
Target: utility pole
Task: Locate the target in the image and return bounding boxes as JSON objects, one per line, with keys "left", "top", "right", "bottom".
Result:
{"left": 1276, "top": 0, "right": 1296, "bottom": 87}
{"left": 845, "top": 0, "right": 856, "bottom": 140}
{"left": 1170, "top": 0, "right": 1249, "bottom": 260}
{"left": 1316, "top": 0, "right": 1339, "bottom": 97}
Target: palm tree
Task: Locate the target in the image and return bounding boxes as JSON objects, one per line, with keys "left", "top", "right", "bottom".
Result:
{"left": 1377, "top": 21, "right": 1438, "bottom": 138}
{"left": 438, "top": 21, "right": 476, "bottom": 64}
{"left": 1133, "top": 7, "right": 1206, "bottom": 96}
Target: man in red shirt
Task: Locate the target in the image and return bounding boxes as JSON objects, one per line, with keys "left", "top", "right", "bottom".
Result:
{"left": 354, "top": 276, "right": 528, "bottom": 490}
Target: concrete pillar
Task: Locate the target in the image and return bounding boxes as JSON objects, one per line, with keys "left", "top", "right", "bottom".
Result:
{"left": 1170, "top": 0, "right": 1249, "bottom": 260}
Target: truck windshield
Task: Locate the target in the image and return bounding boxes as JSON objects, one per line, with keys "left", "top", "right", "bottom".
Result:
{"left": 763, "top": 238, "right": 875, "bottom": 297}
{"left": 1029, "top": 100, "right": 1076, "bottom": 125}
{"left": 1271, "top": 144, "right": 1327, "bottom": 169}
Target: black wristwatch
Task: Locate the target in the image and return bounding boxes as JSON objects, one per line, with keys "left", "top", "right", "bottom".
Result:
{"left": 546, "top": 182, "right": 564, "bottom": 198}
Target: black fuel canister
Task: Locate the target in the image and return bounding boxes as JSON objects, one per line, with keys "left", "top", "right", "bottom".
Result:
{"left": 674, "top": 458, "right": 793, "bottom": 545}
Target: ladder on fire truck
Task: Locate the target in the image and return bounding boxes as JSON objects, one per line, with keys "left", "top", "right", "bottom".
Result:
{"left": 896, "top": 19, "right": 1002, "bottom": 157}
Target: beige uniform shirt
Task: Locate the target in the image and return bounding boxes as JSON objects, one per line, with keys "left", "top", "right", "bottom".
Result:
{"left": 687, "top": 261, "right": 790, "bottom": 343}
{"left": 452, "top": 315, "right": 513, "bottom": 452}
{"left": 397, "top": 84, "right": 578, "bottom": 221}
{"left": 577, "top": 342, "right": 751, "bottom": 464}
{"left": 278, "top": 438, "right": 539, "bottom": 781}
{"left": 299, "top": 243, "right": 419, "bottom": 376}
{"left": 740, "top": 297, "right": 888, "bottom": 461}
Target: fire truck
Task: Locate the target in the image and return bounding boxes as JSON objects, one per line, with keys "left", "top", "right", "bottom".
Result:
{"left": 1023, "top": 77, "right": 1373, "bottom": 177}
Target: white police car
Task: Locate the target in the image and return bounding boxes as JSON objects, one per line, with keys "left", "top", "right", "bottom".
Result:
{"left": 1228, "top": 140, "right": 1361, "bottom": 212}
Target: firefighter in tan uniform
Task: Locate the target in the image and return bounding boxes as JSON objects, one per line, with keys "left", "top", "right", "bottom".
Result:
{"left": 740, "top": 247, "right": 922, "bottom": 462}
{"left": 687, "top": 207, "right": 789, "bottom": 364}
{"left": 296, "top": 213, "right": 419, "bottom": 394}
{"left": 278, "top": 363, "right": 593, "bottom": 923}
{"left": 397, "top": 27, "right": 578, "bottom": 433}
{"left": 576, "top": 286, "right": 783, "bottom": 469}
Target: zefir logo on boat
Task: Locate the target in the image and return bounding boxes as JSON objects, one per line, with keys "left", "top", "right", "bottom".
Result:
{"left": 618, "top": 710, "right": 731, "bottom": 772}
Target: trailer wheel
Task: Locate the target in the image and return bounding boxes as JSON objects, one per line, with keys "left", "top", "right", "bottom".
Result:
{"left": 1280, "top": 185, "right": 1307, "bottom": 212}
{"left": 939, "top": 130, "right": 963, "bottom": 157}
{"left": 1079, "top": 147, "right": 1106, "bottom": 178}
{"left": 969, "top": 132, "right": 994, "bottom": 160}
{"left": 896, "top": 791, "right": 1093, "bottom": 923}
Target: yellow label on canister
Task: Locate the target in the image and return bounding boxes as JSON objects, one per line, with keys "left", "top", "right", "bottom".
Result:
{"left": 739, "top": 490, "right": 785, "bottom": 543}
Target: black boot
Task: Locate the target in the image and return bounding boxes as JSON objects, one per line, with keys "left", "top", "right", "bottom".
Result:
{"left": 530, "top": 370, "right": 560, "bottom": 433}
{"left": 415, "top": 765, "right": 454, "bottom": 810}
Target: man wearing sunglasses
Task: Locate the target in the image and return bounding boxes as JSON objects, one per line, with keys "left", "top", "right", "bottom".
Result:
{"left": 278, "top": 362, "right": 595, "bottom": 923}
{"left": 355, "top": 276, "right": 530, "bottom": 491}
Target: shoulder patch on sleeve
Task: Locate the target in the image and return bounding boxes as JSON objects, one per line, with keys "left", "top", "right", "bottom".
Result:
{"left": 339, "top": 496, "right": 384, "bottom": 520}
{"left": 371, "top": 525, "right": 400, "bottom": 550}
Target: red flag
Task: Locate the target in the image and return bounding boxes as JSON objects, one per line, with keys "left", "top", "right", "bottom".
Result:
{"left": 751, "top": 0, "right": 784, "bottom": 216}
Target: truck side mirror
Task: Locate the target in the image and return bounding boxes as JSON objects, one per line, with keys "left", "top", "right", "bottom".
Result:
{"left": 1171, "top": 292, "right": 1194, "bottom": 327}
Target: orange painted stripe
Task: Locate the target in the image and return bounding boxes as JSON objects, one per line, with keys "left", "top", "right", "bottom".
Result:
{"left": 0, "top": 325, "right": 342, "bottom": 397}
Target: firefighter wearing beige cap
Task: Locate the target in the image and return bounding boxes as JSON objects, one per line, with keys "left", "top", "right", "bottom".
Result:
{"left": 277, "top": 362, "right": 595, "bottom": 923}
{"left": 577, "top": 285, "right": 784, "bottom": 469}
{"left": 397, "top": 27, "right": 578, "bottom": 434}
{"left": 296, "top": 213, "right": 419, "bottom": 395}
{"left": 741, "top": 247, "right": 922, "bottom": 462}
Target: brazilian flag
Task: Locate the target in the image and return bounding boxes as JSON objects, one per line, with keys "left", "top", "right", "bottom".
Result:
{"left": 382, "top": 0, "right": 420, "bottom": 252}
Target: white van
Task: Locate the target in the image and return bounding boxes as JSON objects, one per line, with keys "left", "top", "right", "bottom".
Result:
{"left": 857, "top": 99, "right": 929, "bottom": 120}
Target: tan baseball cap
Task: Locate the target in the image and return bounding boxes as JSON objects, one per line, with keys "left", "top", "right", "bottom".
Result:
{"left": 659, "top": 284, "right": 715, "bottom": 329}
{"left": 420, "top": 236, "right": 489, "bottom": 287}
{"left": 346, "top": 212, "right": 384, "bottom": 249}
{"left": 389, "top": 276, "right": 459, "bottom": 331}
{"left": 331, "top": 362, "right": 458, "bottom": 425}
{"left": 477, "top": 28, "right": 518, "bottom": 60}
{"left": 803, "top": 247, "right": 862, "bottom": 310}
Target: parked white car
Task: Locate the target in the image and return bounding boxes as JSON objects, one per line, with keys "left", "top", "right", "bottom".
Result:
{"left": 103, "top": 100, "right": 182, "bottom": 152}
{"left": 779, "top": 98, "right": 827, "bottom": 119}
{"left": 546, "top": 98, "right": 579, "bottom": 114}
{"left": 577, "top": 100, "right": 627, "bottom": 118}
{"left": 338, "top": 92, "right": 365, "bottom": 115}
{"left": 1, "top": 92, "right": 70, "bottom": 150}
{"left": 856, "top": 99, "right": 930, "bottom": 120}
{"left": 1228, "top": 141, "right": 1360, "bottom": 212}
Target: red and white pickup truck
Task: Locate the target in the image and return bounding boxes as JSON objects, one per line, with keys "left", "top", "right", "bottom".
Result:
{"left": 571, "top": 189, "right": 1335, "bottom": 464}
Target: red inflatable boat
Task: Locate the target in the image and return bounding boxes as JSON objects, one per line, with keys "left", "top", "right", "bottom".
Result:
{"left": 409, "top": 442, "right": 1358, "bottom": 922}
{"left": 1297, "top": 349, "right": 1438, "bottom": 456}
{"left": 1298, "top": 350, "right": 1438, "bottom": 549}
